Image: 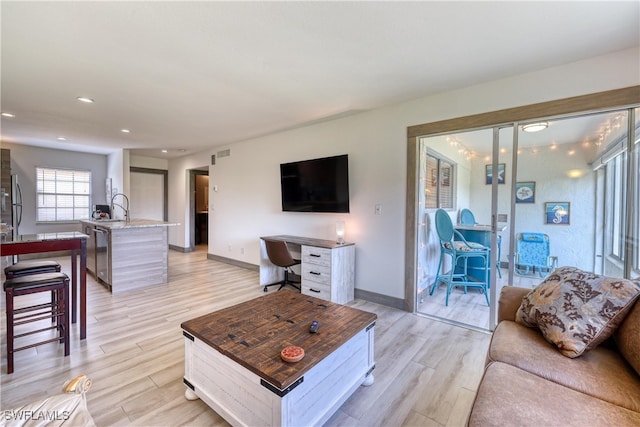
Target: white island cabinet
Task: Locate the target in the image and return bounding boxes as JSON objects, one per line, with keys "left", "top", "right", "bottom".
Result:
{"left": 80, "top": 219, "right": 178, "bottom": 293}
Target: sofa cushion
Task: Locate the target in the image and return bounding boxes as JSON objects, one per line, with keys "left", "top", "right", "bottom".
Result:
{"left": 488, "top": 320, "right": 640, "bottom": 412}
{"left": 468, "top": 362, "right": 640, "bottom": 427}
{"left": 615, "top": 299, "right": 640, "bottom": 376}
{"left": 515, "top": 266, "right": 640, "bottom": 358}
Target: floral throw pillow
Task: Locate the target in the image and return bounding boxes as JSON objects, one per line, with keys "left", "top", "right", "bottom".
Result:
{"left": 516, "top": 266, "right": 640, "bottom": 358}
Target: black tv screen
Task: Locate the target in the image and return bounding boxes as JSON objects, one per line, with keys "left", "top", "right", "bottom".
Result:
{"left": 280, "top": 154, "right": 350, "bottom": 213}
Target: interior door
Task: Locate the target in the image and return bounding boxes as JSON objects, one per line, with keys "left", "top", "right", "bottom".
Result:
{"left": 130, "top": 170, "right": 165, "bottom": 221}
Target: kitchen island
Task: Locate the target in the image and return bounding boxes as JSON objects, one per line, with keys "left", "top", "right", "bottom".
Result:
{"left": 80, "top": 219, "right": 178, "bottom": 294}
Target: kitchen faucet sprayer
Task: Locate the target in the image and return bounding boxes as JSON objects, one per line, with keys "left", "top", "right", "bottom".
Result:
{"left": 110, "top": 193, "right": 130, "bottom": 222}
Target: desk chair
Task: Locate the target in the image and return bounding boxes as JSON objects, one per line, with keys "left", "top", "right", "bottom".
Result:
{"left": 431, "top": 209, "right": 490, "bottom": 306}
{"left": 263, "top": 239, "right": 301, "bottom": 292}
{"left": 459, "top": 208, "right": 502, "bottom": 278}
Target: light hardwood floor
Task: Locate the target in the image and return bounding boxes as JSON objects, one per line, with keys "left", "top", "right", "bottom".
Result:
{"left": 1, "top": 247, "right": 491, "bottom": 426}
{"left": 418, "top": 269, "right": 542, "bottom": 330}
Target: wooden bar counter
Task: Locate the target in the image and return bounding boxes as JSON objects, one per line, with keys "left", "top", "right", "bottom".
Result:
{"left": 181, "top": 290, "right": 377, "bottom": 426}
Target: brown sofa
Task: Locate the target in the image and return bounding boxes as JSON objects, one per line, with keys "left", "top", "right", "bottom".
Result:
{"left": 468, "top": 285, "right": 640, "bottom": 426}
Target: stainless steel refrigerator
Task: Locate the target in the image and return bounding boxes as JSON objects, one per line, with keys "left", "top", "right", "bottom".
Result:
{"left": 1, "top": 174, "right": 21, "bottom": 239}
{"left": 11, "top": 174, "right": 22, "bottom": 239}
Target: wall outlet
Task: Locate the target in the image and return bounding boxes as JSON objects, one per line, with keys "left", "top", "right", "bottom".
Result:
{"left": 240, "top": 247, "right": 244, "bottom": 255}
{"left": 228, "top": 245, "right": 232, "bottom": 252}
{"left": 375, "top": 204, "right": 382, "bottom": 215}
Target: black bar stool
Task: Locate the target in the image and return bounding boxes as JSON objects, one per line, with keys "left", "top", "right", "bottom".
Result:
{"left": 4, "top": 272, "right": 70, "bottom": 374}
{"left": 5, "top": 260, "right": 63, "bottom": 324}
{"left": 5, "top": 260, "right": 62, "bottom": 279}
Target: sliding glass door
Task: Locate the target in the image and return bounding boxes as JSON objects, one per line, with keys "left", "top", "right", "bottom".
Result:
{"left": 417, "top": 127, "right": 508, "bottom": 330}
{"left": 595, "top": 107, "right": 639, "bottom": 280}
{"left": 415, "top": 106, "right": 639, "bottom": 331}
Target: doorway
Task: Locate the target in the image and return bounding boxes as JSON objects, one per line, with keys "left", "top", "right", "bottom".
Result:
{"left": 189, "top": 168, "right": 209, "bottom": 250}
{"left": 416, "top": 127, "right": 511, "bottom": 331}
{"left": 130, "top": 167, "right": 168, "bottom": 221}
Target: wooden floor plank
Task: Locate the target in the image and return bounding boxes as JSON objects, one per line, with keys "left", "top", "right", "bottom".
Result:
{"left": 1, "top": 246, "right": 491, "bottom": 426}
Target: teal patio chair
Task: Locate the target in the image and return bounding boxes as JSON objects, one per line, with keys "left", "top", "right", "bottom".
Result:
{"left": 514, "top": 232, "right": 558, "bottom": 277}
{"left": 459, "top": 208, "right": 503, "bottom": 278}
{"left": 430, "top": 209, "right": 490, "bottom": 306}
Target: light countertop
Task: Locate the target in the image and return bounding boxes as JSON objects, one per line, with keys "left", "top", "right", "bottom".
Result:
{"left": 81, "top": 219, "right": 179, "bottom": 229}
{"left": 455, "top": 223, "right": 508, "bottom": 232}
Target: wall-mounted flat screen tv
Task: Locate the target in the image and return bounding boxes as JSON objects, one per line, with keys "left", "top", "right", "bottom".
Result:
{"left": 280, "top": 154, "right": 350, "bottom": 213}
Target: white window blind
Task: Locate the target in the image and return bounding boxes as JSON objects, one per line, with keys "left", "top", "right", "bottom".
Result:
{"left": 425, "top": 152, "right": 454, "bottom": 209}
{"left": 36, "top": 167, "right": 91, "bottom": 222}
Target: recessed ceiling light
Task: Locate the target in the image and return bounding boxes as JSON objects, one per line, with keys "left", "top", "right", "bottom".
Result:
{"left": 1, "top": 112, "right": 15, "bottom": 118}
{"left": 161, "top": 150, "right": 168, "bottom": 153}
{"left": 121, "top": 129, "right": 130, "bottom": 133}
{"left": 522, "top": 122, "right": 549, "bottom": 132}
{"left": 76, "top": 97, "right": 94, "bottom": 103}
{"left": 57, "top": 137, "right": 67, "bottom": 141}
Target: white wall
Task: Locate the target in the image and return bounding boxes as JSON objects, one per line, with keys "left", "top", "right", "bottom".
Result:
{"left": 130, "top": 154, "right": 169, "bottom": 170}
{"left": 107, "top": 149, "right": 127, "bottom": 199}
{"left": 468, "top": 140, "right": 597, "bottom": 270}
{"left": 167, "top": 47, "right": 640, "bottom": 302}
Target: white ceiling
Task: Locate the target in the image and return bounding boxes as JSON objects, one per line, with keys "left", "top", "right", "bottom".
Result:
{"left": 1, "top": 1, "right": 638, "bottom": 159}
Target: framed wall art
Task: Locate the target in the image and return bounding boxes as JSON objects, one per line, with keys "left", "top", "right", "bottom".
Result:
{"left": 515, "top": 181, "right": 535, "bottom": 203}
{"left": 485, "top": 163, "right": 505, "bottom": 185}
{"left": 545, "top": 202, "right": 570, "bottom": 225}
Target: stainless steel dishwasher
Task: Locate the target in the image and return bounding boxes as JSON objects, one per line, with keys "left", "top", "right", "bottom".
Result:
{"left": 94, "top": 226, "right": 110, "bottom": 287}
{"left": 83, "top": 223, "right": 97, "bottom": 275}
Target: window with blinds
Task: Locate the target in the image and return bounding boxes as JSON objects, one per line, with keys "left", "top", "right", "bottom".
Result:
{"left": 605, "top": 154, "right": 625, "bottom": 261}
{"left": 634, "top": 139, "right": 639, "bottom": 273}
{"left": 425, "top": 153, "right": 454, "bottom": 209}
{"left": 36, "top": 167, "right": 92, "bottom": 222}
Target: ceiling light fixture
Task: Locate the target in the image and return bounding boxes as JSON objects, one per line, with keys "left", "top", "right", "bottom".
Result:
{"left": 76, "top": 97, "right": 94, "bottom": 103}
{"left": 1, "top": 112, "right": 15, "bottom": 118}
{"left": 57, "top": 137, "right": 67, "bottom": 141}
{"left": 522, "top": 122, "right": 549, "bottom": 133}
{"left": 161, "top": 150, "right": 168, "bottom": 153}
{"left": 121, "top": 129, "right": 130, "bottom": 133}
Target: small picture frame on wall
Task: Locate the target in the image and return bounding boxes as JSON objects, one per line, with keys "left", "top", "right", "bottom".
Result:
{"left": 545, "top": 202, "right": 570, "bottom": 225}
{"left": 485, "top": 163, "right": 505, "bottom": 185}
{"left": 515, "top": 181, "right": 535, "bottom": 203}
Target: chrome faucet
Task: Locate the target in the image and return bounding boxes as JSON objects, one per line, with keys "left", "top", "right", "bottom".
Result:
{"left": 110, "top": 193, "right": 130, "bottom": 222}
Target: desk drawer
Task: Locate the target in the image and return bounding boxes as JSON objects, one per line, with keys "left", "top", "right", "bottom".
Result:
{"left": 302, "top": 264, "right": 331, "bottom": 285}
{"left": 302, "top": 246, "right": 331, "bottom": 267}
{"left": 302, "top": 282, "right": 331, "bottom": 300}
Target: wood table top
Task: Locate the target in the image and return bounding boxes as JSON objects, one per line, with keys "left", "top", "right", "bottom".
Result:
{"left": 181, "top": 290, "right": 376, "bottom": 390}
{"left": 260, "top": 234, "right": 355, "bottom": 249}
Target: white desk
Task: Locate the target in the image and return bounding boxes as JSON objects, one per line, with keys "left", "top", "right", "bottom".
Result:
{"left": 260, "top": 235, "right": 355, "bottom": 304}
